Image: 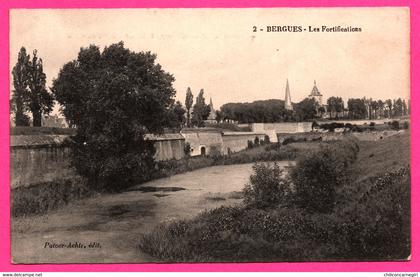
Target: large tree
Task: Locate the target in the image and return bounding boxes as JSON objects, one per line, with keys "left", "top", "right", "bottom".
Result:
{"left": 327, "top": 96, "right": 344, "bottom": 119}
{"left": 11, "top": 47, "right": 30, "bottom": 126}
{"left": 26, "top": 50, "right": 54, "bottom": 126}
{"left": 348, "top": 98, "right": 367, "bottom": 119}
{"left": 294, "top": 98, "right": 318, "bottom": 121}
{"left": 52, "top": 42, "right": 177, "bottom": 191}
{"left": 191, "top": 89, "right": 210, "bottom": 127}
{"left": 185, "top": 87, "right": 193, "bottom": 127}
{"left": 167, "top": 101, "right": 186, "bottom": 129}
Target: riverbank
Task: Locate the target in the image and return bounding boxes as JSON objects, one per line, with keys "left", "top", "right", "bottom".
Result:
{"left": 11, "top": 162, "right": 291, "bottom": 263}
{"left": 11, "top": 140, "right": 316, "bottom": 217}
{"left": 138, "top": 132, "right": 410, "bottom": 262}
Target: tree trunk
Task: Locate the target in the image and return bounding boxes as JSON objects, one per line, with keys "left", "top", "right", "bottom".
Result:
{"left": 32, "top": 110, "right": 42, "bottom": 127}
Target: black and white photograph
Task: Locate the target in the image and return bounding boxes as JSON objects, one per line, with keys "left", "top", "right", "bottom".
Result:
{"left": 9, "top": 8, "right": 410, "bottom": 263}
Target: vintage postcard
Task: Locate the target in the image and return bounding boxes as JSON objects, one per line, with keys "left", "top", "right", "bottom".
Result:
{"left": 9, "top": 7, "right": 410, "bottom": 264}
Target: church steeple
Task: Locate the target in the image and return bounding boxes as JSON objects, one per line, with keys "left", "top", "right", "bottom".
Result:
{"left": 284, "top": 79, "right": 293, "bottom": 111}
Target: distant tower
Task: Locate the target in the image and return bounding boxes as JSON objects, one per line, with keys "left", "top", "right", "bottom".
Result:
{"left": 284, "top": 79, "right": 293, "bottom": 111}
{"left": 308, "top": 80, "right": 323, "bottom": 105}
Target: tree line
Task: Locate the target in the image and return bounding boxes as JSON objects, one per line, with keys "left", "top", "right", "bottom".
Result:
{"left": 216, "top": 96, "right": 409, "bottom": 123}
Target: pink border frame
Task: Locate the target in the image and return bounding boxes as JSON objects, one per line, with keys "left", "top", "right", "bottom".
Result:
{"left": 0, "top": 0, "right": 418, "bottom": 272}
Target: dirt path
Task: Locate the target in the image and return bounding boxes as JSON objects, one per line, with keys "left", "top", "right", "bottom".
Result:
{"left": 11, "top": 161, "right": 292, "bottom": 263}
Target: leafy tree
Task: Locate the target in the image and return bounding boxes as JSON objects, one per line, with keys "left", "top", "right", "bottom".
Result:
{"left": 377, "top": 100, "right": 385, "bottom": 118}
{"left": 215, "top": 110, "right": 224, "bottom": 123}
{"left": 402, "top": 99, "right": 408, "bottom": 116}
{"left": 185, "top": 87, "right": 193, "bottom": 127}
{"left": 220, "top": 99, "right": 288, "bottom": 123}
{"left": 167, "top": 101, "right": 186, "bottom": 129}
{"left": 52, "top": 45, "right": 101, "bottom": 127}
{"left": 52, "top": 42, "right": 176, "bottom": 191}
{"left": 348, "top": 98, "right": 367, "bottom": 119}
{"left": 371, "top": 100, "right": 379, "bottom": 119}
{"left": 318, "top": 106, "right": 326, "bottom": 118}
{"left": 294, "top": 98, "right": 317, "bottom": 121}
{"left": 327, "top": 96, "right": 344, "bottom": 119}
{"left": 243, "top": 162, "right": 290, "bottom": 208}
{"left": 26, "top": 50, "right": 54, "bottom": 126}
{"left": 191, "top": 89, "right": 210, "bottom": 127}
{"left": 394, "top": 98, "right": 403, "bottom": 117}
{"left": 11, "top": 47, "right": 30, "bottom": 126}
{"left": 385, "top": 99, "right": 393, "bottom": 118}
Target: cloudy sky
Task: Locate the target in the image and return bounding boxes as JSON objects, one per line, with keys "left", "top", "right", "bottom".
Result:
{"left": 10, "top": 8, "right": 409, "bottom": 114}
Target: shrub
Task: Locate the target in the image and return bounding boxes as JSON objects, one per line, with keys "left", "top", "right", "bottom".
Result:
{"left": 11, "top": 177, "right": 92, "bottom": 217}
{"left": 263, "top": 135, "right": 270, "bottom": 144}
{"left": 389, "top": 120, "right": 400, "bottom": 130}
{"left": 247, "top": 140, "right": 254, "bottom": 149}
{"left": 184, "top": 142, "right": 191, "bottom": 156}
{"left": 334, "top": 167, "right": 410, "bottom": 260}
{"left": 209, "top": 145, "right": 223, "bottom": 160}
{"left": 254, "top": 136, "right": 260, "bottom": 146}
{"left": 243, "top": 162, "right": 291, "bottom": 208}
{"left": 290, "top": 139, "right": 359, "bottom": 213}
{"left": 403, "top": 121, "right": 409, "bottom": 129}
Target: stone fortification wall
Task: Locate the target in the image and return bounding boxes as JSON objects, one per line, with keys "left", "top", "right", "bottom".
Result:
{"left": 221, "top": 132, "right": 266, "bottom": 154}
{"left": 11, "top": 134, "right": 186, "bottom": 188}
{"left": 249, "top": 122, "right": 313, "bottom": 138}
{"left": 181, "top": 129, "right": 224, "bottom": 156}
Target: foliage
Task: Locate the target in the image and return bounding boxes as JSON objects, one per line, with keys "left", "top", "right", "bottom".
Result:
{"left": 11, "top": 47, "right": 53, "bottom": 126}
{"left": 290, "top": 138, "right": 359, "bottom": 213}
{"left": 184, "top": 142, "right": 192, "bottom": 156}
{"left": 11, "top": 126, "right": 76, "bottom": 136}
{"left": 389, "top": 120, "right": 400, "bottom": 130}
{"left": 185, "top": 87, "right": 194, "bottom": 127}
{"left": 140, "top": 136, "right": 409, "bottom": 262}
{"left": 191, "top": 89, "right": 211, "bottom": 127}
{"left": 11, "top": 177, "right": 91, "bottom": 217}
{"left": 247, "top": 140, "right": 254, "bottom": 149}
{"left": 11, "top": 47, "right": 31, "bottom": 126}
{"left": 167, "top": 101, "right": 186, "bottom": 129}
{"left": 220, "top": 99, "right": 290, "bottom": 123}
{"left": 27, "top": 50, "right": 54, "bottom": 126}
{"left": 52, "top": 42, "right": 177, "bottom": 191}
{"left": 243, "top": 162, "right": 291, "bottom": 208}
{"left": 347, "top": 98, "right": 367, "bottom": 119}
{"left": 253, "top": 136, "right": 260, "bottom": 146}
{"left": 326, "top": 96, "right": 344, "bottom": 119}
{"left": 294, "top": 98, "right": 318, "bottom": 121}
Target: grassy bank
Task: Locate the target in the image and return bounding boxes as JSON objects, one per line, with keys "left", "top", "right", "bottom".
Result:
{"left": 139, "top": 132, "right": 410, "bottom": 262}
{"left": 11, "top": 177, "right": 93, "bottom": 217}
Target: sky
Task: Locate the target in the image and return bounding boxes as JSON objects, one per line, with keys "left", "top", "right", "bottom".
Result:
{"left": 10, "top": 8, "right": 409, "bottom": 115}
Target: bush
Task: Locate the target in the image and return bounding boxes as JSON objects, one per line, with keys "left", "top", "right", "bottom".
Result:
{"left": 11, "top": 177, "right": 92, "bottom": 217}
{"left": 334, "top": 167, "right": 410, "bottom": 260}
{"left": 209, "top": 145, "right": 223, "bottom": 160}
{"left": 184, "top": 142, "right": 191, "bottom": 156}
{"left": 254, "top": 136, "right": 260, "bottom": 146}
{"left": 243, "top": 162, "right": 291, "bottom": 208}
{"left": 290, "top": 138, "right": 359, "bottom": 213}
{"left": 247, "top": 140, "right": 254, "bottom": 149}
{"left": 403, "top": 121, "right": 409, "bottom": 129}
{"left": 263, "top": 135, "right": 270, "bottom": 144}
{"left": 389, "top": 120, "right": 400, "bottom": 130}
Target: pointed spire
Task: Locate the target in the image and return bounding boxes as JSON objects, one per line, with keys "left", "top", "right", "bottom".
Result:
{"left": 284, "top": 79, "right": 293, "bottom": 111}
